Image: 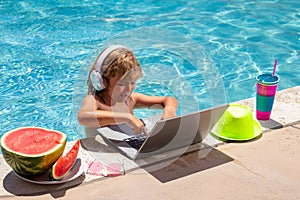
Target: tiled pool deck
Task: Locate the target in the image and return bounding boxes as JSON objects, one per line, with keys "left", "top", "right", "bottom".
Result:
{"left": 1, "top": 86, "right": 300, "bottom": 200}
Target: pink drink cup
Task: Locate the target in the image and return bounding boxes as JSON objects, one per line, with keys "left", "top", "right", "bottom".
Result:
{"left": 256, "top": 73, "right": 280, "bottom": 120}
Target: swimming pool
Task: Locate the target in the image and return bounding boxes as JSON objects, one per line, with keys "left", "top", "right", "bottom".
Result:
{"left": 0, "top": 0, "right": 299, "bottom": 141}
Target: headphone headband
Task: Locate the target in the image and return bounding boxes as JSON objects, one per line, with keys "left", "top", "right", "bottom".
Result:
{"left": 95, "top": 45, "right": 130, "bottom": 75}
{"left": 90, "top": 45, "right": 130, "bottom": 91}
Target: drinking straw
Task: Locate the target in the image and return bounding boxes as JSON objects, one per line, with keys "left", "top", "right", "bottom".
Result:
{"left": 272, "top": 59, "right": 278, "bottom": 76}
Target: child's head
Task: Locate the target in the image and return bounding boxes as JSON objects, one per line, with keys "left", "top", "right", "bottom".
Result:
{"left": 87, "top": 45, "right": 143, "bottom": 96}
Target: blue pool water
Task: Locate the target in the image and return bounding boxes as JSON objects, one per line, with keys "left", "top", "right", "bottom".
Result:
{"left": 0, "top": 0, "right": 299, "bottom": 141}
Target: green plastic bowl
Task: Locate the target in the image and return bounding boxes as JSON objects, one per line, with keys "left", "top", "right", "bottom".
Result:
{"left": 211, "top": 104, "right": 262, "bottom": 141}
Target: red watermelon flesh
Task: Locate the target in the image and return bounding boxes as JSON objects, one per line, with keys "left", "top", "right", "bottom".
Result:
{"left": 1, "top": 127, "right": 66, "bottom": 176}
{"left": 50, "top": 140, "right": 80, "bottom": 180}
{"left": 4, "top": 127, "right": 64, "bottom": 155}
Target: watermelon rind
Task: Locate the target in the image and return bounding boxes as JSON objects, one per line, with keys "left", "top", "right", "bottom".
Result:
{"left": 0, "top": 127, "right": 66, "bottom": 176}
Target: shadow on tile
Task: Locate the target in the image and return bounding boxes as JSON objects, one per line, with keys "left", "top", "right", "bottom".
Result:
{"left": 142, "top": 147, "right": 233, "bottom": 183}
{"left": 258, "top": 119, "right": 284, "bottom": 129}
{"left": 2, "top": 168, "right": 84, "bottom": 197}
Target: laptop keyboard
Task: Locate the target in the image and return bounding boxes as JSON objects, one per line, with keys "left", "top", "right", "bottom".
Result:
{"left": 123, "top": 134, "right": 147, "bottom": 149}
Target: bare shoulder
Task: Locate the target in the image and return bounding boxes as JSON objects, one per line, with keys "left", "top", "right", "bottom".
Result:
{"left": 82, "top": 94, "right": 97, "bottom": 104}
{"left": 82, "top": 94, "right": 112, "bottom": 111}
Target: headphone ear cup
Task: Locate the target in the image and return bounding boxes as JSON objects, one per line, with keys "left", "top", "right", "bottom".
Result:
{"left": 90, "top": 70, "right": 105, "bottom": 91}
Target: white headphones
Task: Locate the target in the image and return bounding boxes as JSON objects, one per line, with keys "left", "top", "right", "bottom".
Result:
{"left": 90, "top": 45, "right": 130, "bottom": 91}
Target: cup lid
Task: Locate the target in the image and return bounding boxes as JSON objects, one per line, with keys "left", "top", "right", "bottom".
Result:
{"left": 256, "top": 73, "right": 280, "bottom": 85}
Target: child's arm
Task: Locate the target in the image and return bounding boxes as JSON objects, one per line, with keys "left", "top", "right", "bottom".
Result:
{"left": 132, "top": 93, "right": 178, "bottom": 119}
{"left": 77, "top": 95, "right": 145, "bottom": 134}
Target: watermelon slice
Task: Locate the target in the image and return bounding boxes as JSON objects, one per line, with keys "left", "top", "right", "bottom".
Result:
{"left": 0, "top": 127, "right": 66, "bottom": 176}
{"left": 49, "top": 140, "right": 80, "bottom": 180}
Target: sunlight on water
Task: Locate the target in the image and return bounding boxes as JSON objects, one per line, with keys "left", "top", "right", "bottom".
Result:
{"left": 0, "top": 0, "right": 299, "bottom": 140}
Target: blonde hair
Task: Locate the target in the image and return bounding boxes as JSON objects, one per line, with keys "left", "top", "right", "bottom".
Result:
{"left": 87, "top": 47, "right": 143, "bottom": 95}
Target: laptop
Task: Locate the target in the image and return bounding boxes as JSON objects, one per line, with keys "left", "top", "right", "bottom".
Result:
{"left": 97, "top": 104, "right": 228, "bottom": 160}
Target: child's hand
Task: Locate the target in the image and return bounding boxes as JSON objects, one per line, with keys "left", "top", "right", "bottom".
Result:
{"left": 126, "top": 114, "right": 145, "bottom": 134}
